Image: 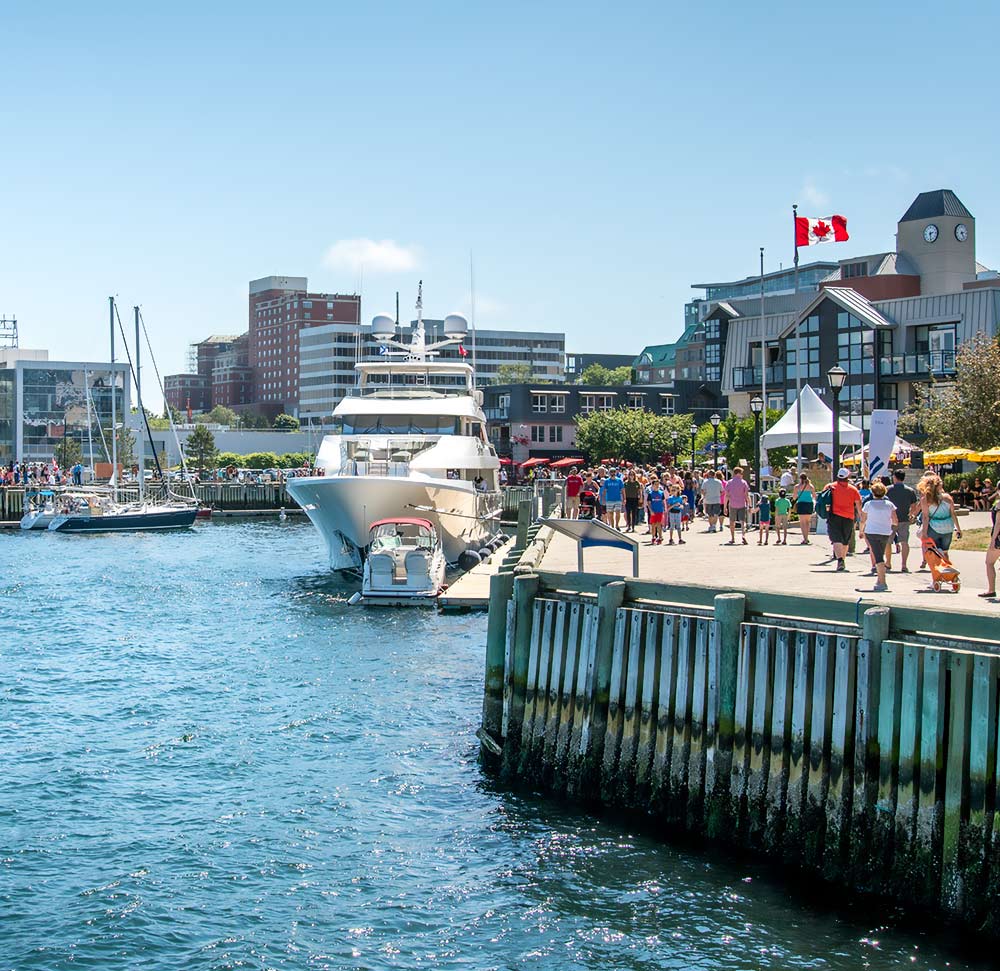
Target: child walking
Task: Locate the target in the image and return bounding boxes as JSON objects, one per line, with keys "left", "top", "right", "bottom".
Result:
{"left": 646, "top": 478, "right": 666, "bottom": 545}
{"left": 756, "top": 492, "right": 772, "bottom": 545}
{"left": 773, "top": 489, "right": 791, "bottom": 545}
{"left": 667, "top": 485, "right": 686, "bottom": 545}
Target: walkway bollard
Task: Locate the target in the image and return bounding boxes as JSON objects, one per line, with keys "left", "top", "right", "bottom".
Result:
{"left": 481, "top": 570, "right": 515, "bottom": 762}
{"left": 707, "top": 592, "right": 746, "bottom": 837}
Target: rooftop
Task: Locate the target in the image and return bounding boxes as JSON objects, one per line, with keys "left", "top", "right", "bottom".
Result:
{"left": 899, "top": 189, "right": 972, "bottom": 223}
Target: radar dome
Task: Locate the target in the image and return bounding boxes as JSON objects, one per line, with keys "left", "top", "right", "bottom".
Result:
{"left": 371, "top": 314, "right": 396, "bottom": 340}
{"left": 443, "top": 313, "right": 469, "bottom": 340}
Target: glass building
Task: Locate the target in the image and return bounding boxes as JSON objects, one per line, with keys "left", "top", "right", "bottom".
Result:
{"left": 0, "top": 355, "right": 131, "bottom": 464}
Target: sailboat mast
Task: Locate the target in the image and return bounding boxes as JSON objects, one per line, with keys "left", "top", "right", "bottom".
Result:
{"left": 84, "top": 368, "right": 95, "bottom": 477}
{"left": 135, "top": 306, "right": 145, "bottom": 502}
{"left": 109, "top": 296, "right": 117, "bottom": 500}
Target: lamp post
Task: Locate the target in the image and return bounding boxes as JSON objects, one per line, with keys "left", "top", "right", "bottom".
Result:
{"left": 648, "top": 431, "right": 655, "bottom": 464}
{"left": 690, "top": 422, "right": 698, "bottom": 469}
{"left": 710, "top": 412, "right": 722, "bottom": 472}
{"left": 671, "top": 429, "right": 679, "bottom": 467}
{"left": 749, "top": 394, "right": 764, "bottom": 491}
{"left": 826, "top": 366, "right": 848, "bottom": 478}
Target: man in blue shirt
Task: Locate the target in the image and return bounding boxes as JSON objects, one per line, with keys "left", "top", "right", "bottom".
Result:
{"left": 599, "top": 470, "right": 625, "bottom": 529}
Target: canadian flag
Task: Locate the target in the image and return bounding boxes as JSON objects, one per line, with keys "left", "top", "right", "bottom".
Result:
{"left": 457, "top": 345, "right": 469, "bottom": 357}
{"left": 795, "top": 214, "right": 849, "bottom": 247}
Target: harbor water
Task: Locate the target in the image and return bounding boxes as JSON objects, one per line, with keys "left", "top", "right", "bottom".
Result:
{"left": 0, "top": 521, "right": 989, "bottom": 970}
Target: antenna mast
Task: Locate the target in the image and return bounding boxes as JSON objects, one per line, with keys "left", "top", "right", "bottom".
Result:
{"left": 0, "top": 316, "right": 18, "bottom": 348}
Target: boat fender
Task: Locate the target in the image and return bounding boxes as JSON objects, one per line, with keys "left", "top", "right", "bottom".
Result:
{"left": 348, "top": 591, "right": 363, "bottom": 606}
{"left": 457, "top": 550, "right": 481, "bottom": 572}
{"left": 478, "top": 548, "right": 492, "bottom": 562}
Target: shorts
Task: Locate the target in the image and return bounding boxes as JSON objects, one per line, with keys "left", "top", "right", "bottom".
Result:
{"left": 928, "top": 527, "right": 953, "bottom": 552}
{"left": 828, "top": 513, "right": 855, "bottom": 546}
{"left": 604, "top": 500, "right": 623, "bottom": 512}
{"left": 648, "top": 512, "right": 664, "bottom": 525}
{"left": 796, "top": 501, "right": 814, "bottom": 516}
{"left": 566, "top": 495, "right": 580, "bottom": 511}
{"left": 706, "top": 503, "right": 722, "bottom": 517}
{"left": 759, "top": 515, "right": 771, "bottom": 525}
{"left": 867, "top": 533, "right": 890, "bottom": 564}
{"left": 668, "top": 511, "right": 682, "bottom": 529}
{"left": 730, "top": 507, "right": 747, "bottom": 524}
{"left": 892, "top": 520, "right": 910, "bottom": 545}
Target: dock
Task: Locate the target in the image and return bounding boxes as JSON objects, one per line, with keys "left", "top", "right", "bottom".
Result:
{"left": 437, "top": 538, "right": 517, "bottom": 611}
{"left": 479, "top": 506, "right": 1000, "bottom": 939}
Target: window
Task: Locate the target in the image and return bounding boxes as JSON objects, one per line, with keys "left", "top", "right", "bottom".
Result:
{"left": 842, "top": 262, "right": 868, "bottom": 279}
{"left": 706, "top": 367, "right": 721, "bottom": 381}
{"left": 706, "top": 345, "right": 720, "bottom": 364}
{"left": 704, "top": 319, "right": 720, "bottom": 339}
{"left": 549, "top": 395, "right": 566, "bottom": 414}
{"left": 531, "top": 394, "right": 547, "bottom": 413}
{"left": 580, "top": 394, "right": 616, "bottom": 414}
{"left": 627, "top": 393, "right": 645, "bottom": 409}
{"left": 548, "top": 425, "right": 563, "bottom": 443}
{"left": 531, "top": 425, "right": 544, "bottom": 442}
{"left": 302, "top": 301, "right": 313, "bottom": 308}
{"left": 785, "top": 314, "right": 820, "bottom": 380}
{"left": 836, "top": 313, "right": 875, "bottom": 376}
{"left": 660, "top": 397, "right": 675, "bottom": 415}
{"left": 497, "top": 394, "right": 510, "bottom": 410}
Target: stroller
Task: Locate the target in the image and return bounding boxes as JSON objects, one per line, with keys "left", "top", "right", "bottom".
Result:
{"left": 579, "top": 488, "right": 599, "bottom": 521}
{"left": 922, "top": 536, "right": 961, "bottom": 592}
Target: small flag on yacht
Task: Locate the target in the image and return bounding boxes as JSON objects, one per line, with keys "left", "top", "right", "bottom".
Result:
{"left": 795, "top": 214, "right": 849, "bottom": 246}
{"left": 379, "top": 345, "right": 390, "bottom": 356}
{"left": 458, "top": 345, "right": 468, "bottom": 357}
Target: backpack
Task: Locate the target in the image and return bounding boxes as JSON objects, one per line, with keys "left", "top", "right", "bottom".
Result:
{"left": 815, "top": 489, "right": 831, "bottom": 520}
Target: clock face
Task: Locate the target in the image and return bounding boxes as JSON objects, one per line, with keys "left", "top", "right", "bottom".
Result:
{"left": 955, "top": 223, "right": 969, "bottom": 242}
{"left": 924, "top": 224, "right": 939, "bottom": 243}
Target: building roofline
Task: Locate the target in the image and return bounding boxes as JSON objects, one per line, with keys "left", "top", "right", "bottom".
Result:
{"left": 692, "top": 260, "right": 839, "bottom": 291}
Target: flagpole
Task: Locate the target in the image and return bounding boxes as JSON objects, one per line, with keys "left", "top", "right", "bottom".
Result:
{"left": 759, "top": 247, "right": 767, "bottom": 437}
{"left": 792, "top": 204, "right": 803, "bottom": 475}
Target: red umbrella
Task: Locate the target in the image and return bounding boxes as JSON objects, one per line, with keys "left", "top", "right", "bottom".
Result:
{"left": 549, "top": 457, "right": 585, "bottom": 468}
{"left": 498, "top": 457, "right": 513, "bottom": 465}
{"left": 519, "top": 457, "right": 551, "bottom": 468}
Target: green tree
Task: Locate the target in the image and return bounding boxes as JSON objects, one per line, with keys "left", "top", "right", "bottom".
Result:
{"left": 494, "top": 364, "right": 533, "bottom": 385}
{"left": 899, "top": 332, "right": 1000, "bottom": 450}
{"left": 186, "top": 424, "right": 217, "bottom": 469}
{"left": 54, "top": 435, "right": 82, "bottom": 469}
{"left": 579, "top": 363, "right": 611, "bottom": 385}
{"left": 575, "top": 409, "right": 698, "bottom": 464}
{"left": 242, "top": 451, "right": 281, "bottom": 469}
{"left": 196, "top": 405, "right": 241, "bottom": 426}
{"left": 273, "top": 413, "right": 300, "bottom": 431}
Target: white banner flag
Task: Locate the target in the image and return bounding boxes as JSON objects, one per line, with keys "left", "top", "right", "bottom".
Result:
{"left": 867, "top": 409, "right": 898, "bottom": 480}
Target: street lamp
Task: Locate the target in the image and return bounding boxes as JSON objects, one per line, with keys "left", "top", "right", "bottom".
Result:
{"left": 690, "top": 422, "right": 698, "bottom": 468}
{"left": 710, "top": 412, "right": 722, "bottom": 472}
{"left": 826, "top": 366, "right": 848, "bottom": 477}
{"left": 749, "top": 394, "right": 764, "bottom": 490}
{"left": 648, "top": 430, "right": 655, "bottom": 464}
{"left": 671, "top": 429, "right": 679, "bottom": 466}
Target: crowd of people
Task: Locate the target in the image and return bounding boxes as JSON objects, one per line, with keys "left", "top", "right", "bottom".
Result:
{"left": 527, "top": 460, "right": 1000, "bottom": 598}
{"left": 0, "top": 461, "right": 83, "bottom": 486}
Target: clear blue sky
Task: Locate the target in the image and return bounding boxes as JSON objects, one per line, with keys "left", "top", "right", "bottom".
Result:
{"left": 2, "top": 1, "right": 997, "bottom": 408}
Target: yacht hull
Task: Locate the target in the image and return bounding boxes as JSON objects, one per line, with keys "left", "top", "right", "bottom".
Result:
{"left": 286, "top": 475, "right": 501, "bottom": 570}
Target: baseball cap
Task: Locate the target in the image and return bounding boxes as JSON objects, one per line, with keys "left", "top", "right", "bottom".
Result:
{"left": 837, "top": 468, "right": 850, "bottom": 479}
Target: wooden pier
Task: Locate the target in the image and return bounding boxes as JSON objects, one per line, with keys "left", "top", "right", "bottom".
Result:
{"left": 480, "top": 567, "right": 1000, "bottom": 936}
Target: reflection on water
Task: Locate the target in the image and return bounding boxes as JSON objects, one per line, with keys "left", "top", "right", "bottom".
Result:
{"left": 0, "top": 520, "right": 990, "bottom": 970}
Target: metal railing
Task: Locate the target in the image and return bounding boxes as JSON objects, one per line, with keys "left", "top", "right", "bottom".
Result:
{"left": 880, "top": 350, "right": 957, "bottom": 376}
{"left": 731, "top": 365, "right": 783, "bottom": 390}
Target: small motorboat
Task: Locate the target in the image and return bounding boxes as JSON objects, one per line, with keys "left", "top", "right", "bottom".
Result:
{"left": 20, "top": 490, "right": 59, "bottom": 530}
{"left": 360, "top": 517, "right": 446, "bottom": 605}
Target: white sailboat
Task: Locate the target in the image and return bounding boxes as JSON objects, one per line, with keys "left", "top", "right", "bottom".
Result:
{"left": 287, "top": 283, "right": 502, "bottom": 570}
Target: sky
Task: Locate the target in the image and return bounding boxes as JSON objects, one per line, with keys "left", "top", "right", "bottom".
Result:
{"left": 2, "top": 1, "right": 998, "bottom": 410}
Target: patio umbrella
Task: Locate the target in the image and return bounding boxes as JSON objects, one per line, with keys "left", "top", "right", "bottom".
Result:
{"left": 924, "top": 446, "right": 972, "bottom": 463}
{"left": 968, "top": 446, "right": 1000, "bottom": 463}
{"left": 549, "top": 457, "right": 585, "bottom": 469}
{"left": 498, "top": 457, "right": 513, "bottom": 465}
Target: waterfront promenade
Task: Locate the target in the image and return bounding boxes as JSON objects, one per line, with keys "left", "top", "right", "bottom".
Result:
{"left": 540, "top": 511, "right": 998, "bottom": 617}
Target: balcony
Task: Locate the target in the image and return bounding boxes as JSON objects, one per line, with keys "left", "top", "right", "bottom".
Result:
{"left": 880, "top": 351, "right": 957, "bottom": 378}
{"left": 731, "top": 365, "right": 783, "bottom": 390}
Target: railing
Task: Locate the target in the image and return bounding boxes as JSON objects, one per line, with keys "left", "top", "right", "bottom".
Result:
{"left": 880, "top": 351, "right": 957, "bottom": 377}
{"left": 731, "top": 365, "right": 782, "bottom": 390}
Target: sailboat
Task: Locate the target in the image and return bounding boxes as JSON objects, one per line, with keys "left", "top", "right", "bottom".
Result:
{"left": 48, "top": 299, "right": 198, "bottom": 533}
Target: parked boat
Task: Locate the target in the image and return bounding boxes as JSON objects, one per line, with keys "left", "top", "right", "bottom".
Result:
{"left": 287, "top": 283, "right": 503, "bottom": 570}
{"left": 47, "top": 494, "right": 198, "bottom": 532}
{"left": 359, "top": 517, "right": 447, "bottom": 605}
{"left": 20, "top": 490, "right": 59, "bottom": 530}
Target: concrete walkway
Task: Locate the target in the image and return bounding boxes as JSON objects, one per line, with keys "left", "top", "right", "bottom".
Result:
{"left": 539, "top": 511, "right": 1000, "bottom": 617}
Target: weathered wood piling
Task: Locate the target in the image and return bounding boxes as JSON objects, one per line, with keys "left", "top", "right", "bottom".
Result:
{"left": 480, "top": 569, "right": 1000, "bottom": 935}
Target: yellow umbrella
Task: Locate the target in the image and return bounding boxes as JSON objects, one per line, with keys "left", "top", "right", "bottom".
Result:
{"left": 967, "top": 446, "right": 1000, "bottom": 463}
{"left": 924, "top": 446, "right": 972, "bottom": 463}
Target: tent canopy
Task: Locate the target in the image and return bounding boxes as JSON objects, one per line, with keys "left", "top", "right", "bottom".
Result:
{"left": 760, "top": 385, "right": 864, "bottom": 449}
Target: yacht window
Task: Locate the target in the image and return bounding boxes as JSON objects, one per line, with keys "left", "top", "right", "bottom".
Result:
{"left": 339, "top": 414, "right": 462, "bottom": 435}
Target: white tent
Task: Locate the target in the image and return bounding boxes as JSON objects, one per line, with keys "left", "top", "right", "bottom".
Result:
{"left": 760, "top": 384, "right": 864, "bottom": 449}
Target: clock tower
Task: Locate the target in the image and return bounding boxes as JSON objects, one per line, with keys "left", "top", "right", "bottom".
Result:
{"left": 896, "top": 189, "right": 976, "bottom": 296}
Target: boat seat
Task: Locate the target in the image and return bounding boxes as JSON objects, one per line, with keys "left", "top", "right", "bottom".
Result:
{"left": 404, "top": 551, "right": 429, "bottom": 585}
{"left": 368, "top": 553, "right": 395, "bottom": 587}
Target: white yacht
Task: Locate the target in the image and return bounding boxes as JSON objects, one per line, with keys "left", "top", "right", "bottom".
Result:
{"left": 287, "top": 285, "right": 503, "bottom": 571}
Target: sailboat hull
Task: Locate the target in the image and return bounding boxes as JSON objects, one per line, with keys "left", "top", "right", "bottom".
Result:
{"left": 286, "top": 475, "right": 501, "bottom": 570}
{"left": 48, "top": 508, "right": 198, "bottom": 532}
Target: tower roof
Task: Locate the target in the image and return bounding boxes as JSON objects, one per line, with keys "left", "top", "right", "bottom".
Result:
{"left": 899, "top": 190, "right": 972, "bottom": 223}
